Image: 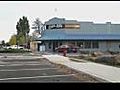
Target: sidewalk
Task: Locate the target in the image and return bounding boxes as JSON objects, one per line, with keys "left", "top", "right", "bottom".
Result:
{"left": 43, "top": 54, "right": 120, "bottom": 82}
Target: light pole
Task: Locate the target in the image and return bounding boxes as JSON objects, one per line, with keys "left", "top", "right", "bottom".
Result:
{"left": 17, "top": 41, "right": 18, "bottom": 49}
{"left": 16, "top": 35, "right": 19, "bottom": 49}
{"left": 26, "top": 33, "right": 27, "bottom": 49}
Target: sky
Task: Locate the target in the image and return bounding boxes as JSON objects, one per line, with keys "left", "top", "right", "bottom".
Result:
{"left": 1, "top": 1, "right": 120, "bottom": 42}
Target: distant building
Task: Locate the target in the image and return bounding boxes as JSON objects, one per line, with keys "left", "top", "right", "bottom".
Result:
{"left": 31, "top": 17, "right": 120, "bottom": 52}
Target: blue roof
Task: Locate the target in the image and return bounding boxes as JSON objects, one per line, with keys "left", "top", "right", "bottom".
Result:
{"left": 45, "top": 17, "right": 65, "bottom": 25}
{"left": 45, "top": 17, "right": 80, "bottom": 25}
{"left": 37, "top": 30, "right": 120, "bottom": 41}
{"left": 35, "top": 17, "right": 120, "bottom": 41}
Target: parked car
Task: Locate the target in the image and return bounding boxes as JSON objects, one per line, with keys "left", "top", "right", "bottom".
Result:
{"left": 55, "top": 45, "right": 69, "bottom": 53}
{"left": 2, "top": 46, "right": 10, "bottom": 49}
{"left": 4, "top": 45, "right": 24, "bottom": 49}
{"left": 55, "top": 45, "right": 79, "bottom": 53}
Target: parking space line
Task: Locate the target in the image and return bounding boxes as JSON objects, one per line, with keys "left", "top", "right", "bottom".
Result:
{"left": 0, "top": 74, "right": 75, "bottom": 81}
{"left": 0, "top": 64, "right": 51, "bottom": 66}
{"left": 0, "top": 68, "right": 57, "bottom": 71}
{"left": 0, "top": 56, "right": 44, "bottom": 59}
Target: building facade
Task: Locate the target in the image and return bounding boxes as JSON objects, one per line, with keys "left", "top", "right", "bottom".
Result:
{"left": 31, "top": 17, "right": 120, "bottom": 52}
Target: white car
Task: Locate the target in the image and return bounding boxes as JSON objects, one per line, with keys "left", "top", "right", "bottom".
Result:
{"left": 5, "top": 45, "right": 24, "bottom": 49}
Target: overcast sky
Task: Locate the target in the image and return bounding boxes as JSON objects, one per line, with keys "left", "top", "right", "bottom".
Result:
{"left": 1, "top": 1, "right": 120, "bottom": 42}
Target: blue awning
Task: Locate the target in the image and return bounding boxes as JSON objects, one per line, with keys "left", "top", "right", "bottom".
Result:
{"left": 37, "top": 30, "right": 120, "bottom": 41}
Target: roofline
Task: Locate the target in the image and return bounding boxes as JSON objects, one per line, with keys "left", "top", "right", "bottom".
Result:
{"left": 36, "top": 39, "right": 120, "bottom": 41}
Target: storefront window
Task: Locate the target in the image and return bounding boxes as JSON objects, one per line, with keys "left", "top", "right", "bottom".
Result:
{"left": 92, "top": 41, "right": 99, "bottom": 48}
{"left": 59, "top": 42, "right": 62, "bottom": 46}
{"left": 48, "top": 42, "right": 51, "bottom": 49}
{"left": 77, "top": 42, "right": 84, "bottom": 48}
{"left": 84, "top": 41, "right": 91, "bottom": 48}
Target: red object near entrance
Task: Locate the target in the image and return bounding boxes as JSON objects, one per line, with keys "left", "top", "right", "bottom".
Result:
{"left": 63, "top": 49, "right": 67, "bottom": 56}
{"left": 55, "top": 44, "right": 78, "bottom": 53}
{"left": 55, "top": 45, "right": 69, "bottom": 53}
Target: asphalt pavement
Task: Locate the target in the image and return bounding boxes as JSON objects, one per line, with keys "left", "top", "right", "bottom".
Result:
{"left": 0, "top": 56, "right": 81, "bottom": 83}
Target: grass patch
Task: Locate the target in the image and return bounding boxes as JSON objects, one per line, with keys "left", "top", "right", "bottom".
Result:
{"left": 69, "top": 59, "right": 85, "bottom": 62}
{"left": 68, "top": 56, "right": 85, "bottom": 59}
{"left": 69, "top": 56, "right": 120, "bottom": 68}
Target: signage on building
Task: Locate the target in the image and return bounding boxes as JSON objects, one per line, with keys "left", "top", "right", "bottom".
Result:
{"left": 47, "top": 24, "right": 80, "bottom": 29}
{"left": 49, "top": 24, "right": 63, "bottom": 29}
{"left": 64, "top": 24, "right": 80, "bottom": 29}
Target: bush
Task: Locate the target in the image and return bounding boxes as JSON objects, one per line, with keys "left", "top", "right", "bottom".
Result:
{"left": 114, "top": 55, "right": 120, "bottom": 65}
{"left": 0, "top": 49, "right": 31, "bottom": 53}
{"left": 91, "top": 51, "right": 103, "bottom": 57}
{"left": 95, "top": 56, "right": 116, "bottom": 65}
{"left": 107, "top": 50, "right": 119, "bottom": 55}
{"left": 80, "top": 51, "right": 90, "bottom": 54}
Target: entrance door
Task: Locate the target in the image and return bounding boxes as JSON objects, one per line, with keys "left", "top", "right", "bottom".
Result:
{"left": 53, "top": 41, "right": 58, "bottom": 52}
{"left": 37, "top": 43, "right": 43, "bottom": 51}
{"left": 53, "top": 42, "right": 55, "bottom": 52}
{"left": 37, "top": 43, "right": 40, "bottom": 51}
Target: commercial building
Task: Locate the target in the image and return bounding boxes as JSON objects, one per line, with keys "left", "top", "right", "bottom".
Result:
{"left": 31, "top": 17, "right": 120, "bottom": 52}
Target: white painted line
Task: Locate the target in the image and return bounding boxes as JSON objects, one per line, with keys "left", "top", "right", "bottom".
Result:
{"left": 0, "top": 56, "right": 44, "bottom": 58}
{"left": 0, "top": 64, "right": 51, "bottom": 66}
{"left": 0, "top": 62, "right": 41, "bottom": 64}
{"left": 0, "top": 68, "right": 57, "bottom": 71}
{"left": 0, "top": 74, "right": 75, "bottom": 81}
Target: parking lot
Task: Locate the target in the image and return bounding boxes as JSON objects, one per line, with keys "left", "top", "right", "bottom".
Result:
{"left": 0, "top": 56, "right": 82, "bottom": 82}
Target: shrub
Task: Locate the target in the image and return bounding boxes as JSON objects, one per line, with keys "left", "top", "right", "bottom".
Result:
{"left": 80, "top": 51, "right": 90, "bottom": 54}
{"left": 0, "top": 49, "right": 31, "bottom": 53}
{"left": 95, "top": 56, "right": 116, "bottom": 65}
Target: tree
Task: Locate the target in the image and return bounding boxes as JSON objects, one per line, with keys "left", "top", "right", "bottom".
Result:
{"left": 32, "top": 18, "right": 43, "bottom": 34}
{"left": 1, "top": 40, "right": 5, "bottom": 46}
{"left": 16, "top": 16, "right": 30, "bottom": 46}
{"left": 27, "top": 35, "right": 32, "bottom": 49}
{"left": 9, "top": 35, "right": 17, "bottom": 45}
{"left": 0, "top": 40, "right": 5, "bottom": 48}
{"left": 19, "top": 35, "right": 25, "bottom": 45}
{"left": 5, "top": 42, "right": 10, "bottom": 46}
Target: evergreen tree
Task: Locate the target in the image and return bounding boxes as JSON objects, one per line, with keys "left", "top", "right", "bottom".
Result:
{"left": 16, "top": 16, "right": 30, "bottom": 46}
